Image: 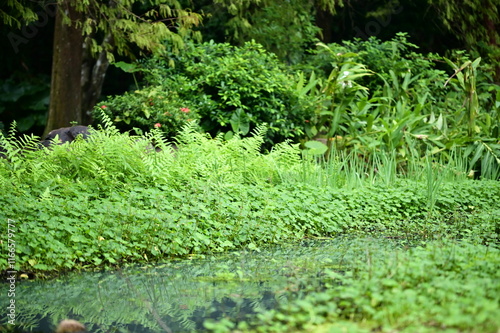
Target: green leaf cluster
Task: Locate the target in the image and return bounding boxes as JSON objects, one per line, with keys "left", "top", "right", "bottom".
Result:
{"left": 0, "top": 0, "right": 39, "bottom": 29}
{"left": 298, "top": 34, "right": 500, "bottom": 177}
{"left": 210, "top": 0, "right": 333, "bottom": 64}
{"left": 71, "top": 0, "right": 202, "bottom": 61}
{"left": 100, "top": 41, "right": 316, "bottom": 146}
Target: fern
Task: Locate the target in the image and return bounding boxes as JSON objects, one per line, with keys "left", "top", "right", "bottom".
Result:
{"left": 0, "top": 122, "right": 22, "bottom": 164}
{"left": 240, "top": 124, "right": 267, "bottom": 155}
{"left": 96, "top": 110, "right": 120, "bottom": 136}
{"left": 0, "top": 117, "right": 310, "bottom": 189}
{"left": 141, "top": 130, "right": 176, "bottom": 184}
{"left": 0, "top": 122, "right": 45, "bottom": 182}
{"left": 269, "top": 140, "right": 302, "bottom": 168}
{"left": 175, "top": 121, "right": 211, "bottom": 146}
{"left": 168, "top": 122, "right": 308, "bottom": 185}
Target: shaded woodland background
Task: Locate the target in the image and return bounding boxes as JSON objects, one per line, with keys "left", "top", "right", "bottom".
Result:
{"left": 0, "top": 0, "right": 498, "bottom": 137}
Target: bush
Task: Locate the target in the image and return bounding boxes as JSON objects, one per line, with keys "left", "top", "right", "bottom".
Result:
{"left": 294, "top": 34, "right": 500, "bottom": 179}
{"left": 95, "top": 85, "right": 198, "bottom": 138}
{"left": 96, "top": 41, "right": 316, "bottom": 146}
{"left": 300, "top": 33, "right": 447, "bottom": 93}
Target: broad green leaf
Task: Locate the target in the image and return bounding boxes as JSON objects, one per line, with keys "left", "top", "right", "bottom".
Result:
{"left": 303, "top": 140, "right": 328, "bottom": 155}
{"left": 112, "top": 61, "right": 141, "bottom": 73}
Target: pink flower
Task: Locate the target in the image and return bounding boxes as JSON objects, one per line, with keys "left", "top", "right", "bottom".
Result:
{"left": 154, "top": 123, "right": 162, "bottom": 128}
{"left": 101, "top": 105, "right": 107, "bottom": 109}
{"left": 180, "top": 107, "right": 190, "bottom": 113}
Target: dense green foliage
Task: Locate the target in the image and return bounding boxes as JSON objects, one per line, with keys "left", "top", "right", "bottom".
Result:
{"left": 96, "top": 41, "right": 316, "bottom": 145}
{"left": 0, "top": 123, "right": 499, "bottom": 274}
{"left": 95, "top": 35, "right": 500, "bottom": 177}
{"left": 200, "top": 0, "right": 499, "bottom": 82}
{"left": 2, "top": 178, "right": 499, "bottom": 273}
{"left": 2, "top": 2, "right": 499, "bottom": 331}
{"left": 5, "top": 237, "right": 498, "bottom": 333}
{"left": 428, "top": 0, "right": 500, "bottom": 80}
{"left": 1, "top": 0, "right": 203, "bottom": 63}
{"left": 205, "top": 0, "right": 337, "bottom": 64}
{"left": 297, "top": 34, "right": 500, "bottom": 177}
{"left": 0, "top": 0, "right": 39, "bottom": 29}
{"left": 3, "top": 1, "right": 499, "bottom": 135}
{"left": 95, "top": 86, "right": 198, "bottom": 138}
{"left": 0, "top": 118, "right": 499, "bottom": 332}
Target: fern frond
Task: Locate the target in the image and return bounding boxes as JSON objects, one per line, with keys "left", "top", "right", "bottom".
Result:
{"left": 15, "top": 133, "right": 42, "bottom": 152}
{"left": 7, "top": 120, "right": 17, "bottom": 139}
{"left": 269, "top": 140, "right": 302, "bottom": 167}
{"left": 97, "top": 110, "right": 120, "bottom": 136}
{"left": 175, "top": 121, "right": 207, "bottom": 146}
{"left": 145, "top": 128, "right": 170, "bottom": 152}
{"left": 0, "top": 123, "right": 21, "bottom": 162}
{"left": 0, "top": 123, "right": 43, "bottom": 180}
{"left": 251, "top": 123, "right": 268, "bottom": 140}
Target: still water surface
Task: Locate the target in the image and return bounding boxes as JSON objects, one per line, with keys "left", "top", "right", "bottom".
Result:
{"left": 1, "top": 236, "right": 406, "bottom": 332}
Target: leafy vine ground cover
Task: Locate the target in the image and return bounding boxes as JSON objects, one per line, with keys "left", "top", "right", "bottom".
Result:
{"left": 0, "top": 124, "right": 499, "bottom": 332}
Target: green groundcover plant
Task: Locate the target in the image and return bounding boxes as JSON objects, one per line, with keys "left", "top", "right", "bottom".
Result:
{"left": 206, "top": 241, "right": 500, "bottom": 333}
{"left": 0, "top": 121, "right": 499, "bottom": 332}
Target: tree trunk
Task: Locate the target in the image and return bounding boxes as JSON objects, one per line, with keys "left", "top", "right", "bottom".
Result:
{"left": 44, "top": 1, "right": 84, "bottom": 137}
{"left": 81, "top": 33, "right": 113, "bottom": 124}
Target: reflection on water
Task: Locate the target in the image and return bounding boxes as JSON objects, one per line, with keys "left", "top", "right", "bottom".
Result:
{"left": 0, "top": 236, "right": 406, "bottom": 332}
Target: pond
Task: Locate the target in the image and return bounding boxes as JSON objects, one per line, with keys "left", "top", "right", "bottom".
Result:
{"left": 1, "top": 236, "right": 409, "bottom": 332}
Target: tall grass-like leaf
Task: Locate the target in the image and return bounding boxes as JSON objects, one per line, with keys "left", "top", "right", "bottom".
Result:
{"left": 476, "top": 141, "right": 500, "bottom": 180}
{"left": 312, "top": 43, "right": 372, "bottom": 140}
{"left": 374, "top": 151, "right": 397, "bottom": 186}
{"left": 444, "top": 57, "right": 481, "bottom": 139}
{"left": 425, "top": 154, "right": 442, "bottom": 215}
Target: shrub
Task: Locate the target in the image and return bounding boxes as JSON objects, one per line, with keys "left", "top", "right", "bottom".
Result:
{"left": 295, "top": 34, "right": 500, "bottom": 179}
{"left": 95, "top": 85, "right": 198, "bottom": 138}
{"left": 300, "top": 33, "right": 447, "bottom": 92}
{"left": 97, "top": 41, "right": 316, "bottom": 146}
